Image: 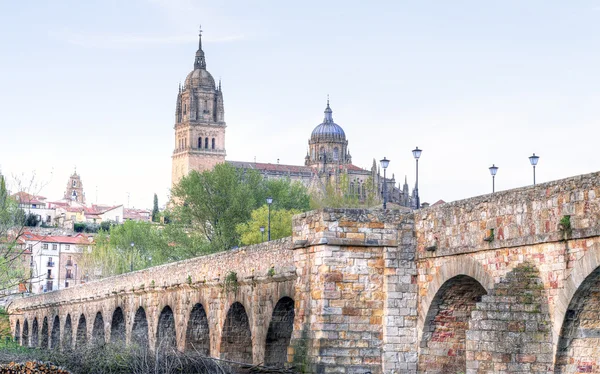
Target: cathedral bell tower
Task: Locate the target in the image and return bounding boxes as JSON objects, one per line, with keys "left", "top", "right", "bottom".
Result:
{"left": 171, "top": 27, "right": 226, "bottom": 188}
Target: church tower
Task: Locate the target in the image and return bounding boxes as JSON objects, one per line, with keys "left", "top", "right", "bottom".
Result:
{"left": 64, "top": 170, "right": 85, "bottom": 205}
{"left": 171, "top": 27, "right": 226, "bottom": 187}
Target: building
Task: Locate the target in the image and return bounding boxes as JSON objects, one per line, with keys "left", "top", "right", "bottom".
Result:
{"left": 22, "top": 232, "right": 91, "bottom": 294}
{"left": 124, "top": 208, "right": 152, "bottom": 222}
{"left": 171, "top": 29, "right": 416, "bottom": 207}
{"left": 12, "top": 192, "right": 57, "bottom": 227}
{"left": 63, "top": 170, "right": 86, "bottom": 205}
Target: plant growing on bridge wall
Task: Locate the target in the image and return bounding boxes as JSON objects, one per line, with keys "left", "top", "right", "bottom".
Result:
{"left": 223, "top": 271, "right": 238, "bottom": 294}
{"left": 483, "top": 228, "right": 495, "bottom": 242}
{"left": 559, "top": 215, "right": 572, "bottom": 239}
{"left": 267, "top": 266, "right": 275, "bottom": 277}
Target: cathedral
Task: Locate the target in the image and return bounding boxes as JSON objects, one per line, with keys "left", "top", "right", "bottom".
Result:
{"left": 171, "top": 29, "right": 416, "bottom": 208}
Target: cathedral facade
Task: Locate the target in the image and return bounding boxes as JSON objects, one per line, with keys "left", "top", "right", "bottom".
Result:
{"left": 171, "top": 30, "right": 415, "bottom": 208}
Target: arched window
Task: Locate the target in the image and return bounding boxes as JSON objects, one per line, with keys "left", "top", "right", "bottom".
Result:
{"left": 198, "top": 137, "right": 202, "bottom": 148}
{"left": 205, "top": 138, "right": 209, "bottom": 149}
{"left": 333, "top": 147, "right": 339, "bottom": 161}
{"left": 212, "top": 138, "right": 215, "bottom": 149}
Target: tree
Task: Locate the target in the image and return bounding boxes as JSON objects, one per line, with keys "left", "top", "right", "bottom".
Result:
{"left": 79, "top": 220, "right": 211, "bottom": 279}
{"left": 152, "top": 193, "right": 159, "bottom": 222}
{"left": 236, "top": 205, "right": 300, "bottom": 245}
{"left": 171, "top": 163, "right": 264, "bottom": 251}
{"left": 0, "top": 174, "right": 27, "bottom": 292}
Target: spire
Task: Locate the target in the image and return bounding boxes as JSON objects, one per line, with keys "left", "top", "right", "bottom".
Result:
{"left": 198, "top": 24, "right": 203, "bottom": 50}
{"left": 218, "top": 78, "right": 222, "bottom": 91}
{"left": 323, "top": 95, "right": 333, "bottom": 123}
{"left": 194, "top": 25, "right": 206, "bottom": 70}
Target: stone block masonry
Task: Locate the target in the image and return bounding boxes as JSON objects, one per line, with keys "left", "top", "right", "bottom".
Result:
{"left": 8, "top": 171, "right": 600, "bottom": 373}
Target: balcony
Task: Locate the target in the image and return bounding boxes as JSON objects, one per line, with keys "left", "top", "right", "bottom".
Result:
{"left": 47, "top": 262, "right": 55, "bottom": 267}
{"left": 66, "top": 260, "right": 73, "bottom": 266}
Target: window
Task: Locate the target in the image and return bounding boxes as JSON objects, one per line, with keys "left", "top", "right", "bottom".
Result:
{"left": 46, "top": 215, "right": 51, "bottom": 223}
{"left": 42, "top": 243, "right": 48, "bottom": 250}
{"left": 65, "top": 245, "right": 70, "bottom": 250}
{"left": 72, "top": 180, "right": 77, "bottom": 187}
{"left": 52, "top": 244, "right": 57, "bottom": 250}
{"left": 47, "top": 269, "right": 52, "bottom": 278}
{"left": 205, "top": 137, "right": 209, "bottom": 148}
{"left": 65, "top": 281, "right": 69, "bottom": 288}
{"left": 66, "top": 269, "right": 73, "bottom": 279}
{"left": 212, "top": 138, "right": 215, "bottom": 149}
{"left": 27, "top": 244, "right": 32, "bottom": 251}
{"left": 116, "top": 216, "right": 120, "bottom": 223}
{"left": 333, "top": 147, "right": 339, "bottom": 161}
{"left": 184, "top": 104, "right": 187, "bottom": 113}
{"left": 198, "top": 137, "right": 202, "bottom": 148}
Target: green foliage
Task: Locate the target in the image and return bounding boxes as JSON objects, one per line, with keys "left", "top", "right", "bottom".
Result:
{"left": 236, "top": 205, "right": 300, "bottom": 245}
{"left": 0, "top": 175, "right": 27, "bottom": 291}
{"left": 171, "top": 163, "right": 310, "bottom": 251}
{"left": 152, "top": 193, "right": 159, "bottom": 222}
{"left": 80, "top": 220, "right": 212, "bottom": 280}
{"left": 267, "top": 266, "right": 275, "bottom": 277}
{"left": 559, "top": 215, "right": 572, "bottom": 238}
{"left": 74, "top": 222, "right": 100, "bottom": 233}
{"left": 223, "top": 271, "right": 238, "bottom": 294}
{"left": 24, "top": 213, "right": 39, "bottom": 227}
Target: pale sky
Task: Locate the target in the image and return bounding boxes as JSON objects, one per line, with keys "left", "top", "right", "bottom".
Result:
{"left": 1, "top": 1, "right": 599, "bottom": 209}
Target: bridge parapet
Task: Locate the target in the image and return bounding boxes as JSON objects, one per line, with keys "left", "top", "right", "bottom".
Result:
{"left": 415, "top": 171, "right": 600, "bottom": 258}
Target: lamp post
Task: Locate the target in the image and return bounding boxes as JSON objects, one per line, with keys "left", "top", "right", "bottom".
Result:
{"left": 130, "top": 242, "right": 134, "bottom": 272}
{"left": 489, "top": 164, "right": 499, "bottom": 193}
{"left": 266, "top": 197, "right": 273, "bottom": 241}
{"left": 529, "top": 153, "right": 539, "bottom": 185}
{"left": 379, "top": 157, "right": 390, "bottom": 209}
{"left": 412, "top": 147, "right": 422, "bottom": 209}
{"left": 260, "top": 226, "right": 265, "bottom": 242}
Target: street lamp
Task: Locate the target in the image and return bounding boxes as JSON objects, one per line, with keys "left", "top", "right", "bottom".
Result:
{"left": 379, "top": 157, "right": 390, "bottom": 209}
{"left": 529, "top": 153, "right": 539, "bottom": 185}
{"left": 412, "top": 147, "right": 422, "bottom": 209}
{"left": 130, "top": 242, "right": 134, "bottom": 272}
{"left": 266, "top": 197, "right": 273, "bottom": 241}
{"left": 489, "top": 164, "right": 499, "bottom": 193}
{"left": 260, "top": 226, "right": 265, "bottom": 242}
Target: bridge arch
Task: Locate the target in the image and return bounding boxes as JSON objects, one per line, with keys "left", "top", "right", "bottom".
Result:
{"left": 185, "top": 303, "right": 210, "bottom": 355}
{"left": 22, "top": 319, "right": 28, "bottom": 347}
{"left": 31, "top": 317, "right": 38, "bottom": 347}
{"left": 417, "top": 256, "right": 493, "bottom": 340}
{"left": 63, "top": 314, "right": 73, "bottom": 349}
{"left": 41, "top": 316, "right": 49, "bottom": 349}
{"left": 221, "top": 301, "right": 253, "bottom": 363}
{"left": 110, "top": 307, "right": 126, "bottom": 344}
{"left": 156, "top": 305, "right": 177, "bottom": 351}
{"left": 76, "top": 314, "right": 87, "bottom": 347}
{"left": 554, "top": 246, "right": 600, "bottom": 372}
{"left": 264, "top": 296, "right": 295, "bottom": 368}
{"left": 91, "top": 311, "right": 105, "bottom": 345}
{"left": 418, "top": 274, "right": 487, "bottom": 372}
{"left": 14, "top": 320, "right": 20, "bottom": 345}
{"left": 131, "top": 306, "right": 149, "bottom": 348}
{"left": 50, "top": 315, "right": 60, "bottom": 349}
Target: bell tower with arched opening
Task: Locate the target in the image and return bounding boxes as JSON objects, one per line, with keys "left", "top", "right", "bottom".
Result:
{"left": 171, "top": 27, "right": 226, "bottom": 188}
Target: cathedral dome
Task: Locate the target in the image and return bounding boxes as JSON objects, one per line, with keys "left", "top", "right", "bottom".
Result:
{"left": 310, "top": 101, "right": 346, "bottom": 141}
{"left": 184, "top": 68, "right": 215, "bottom": 90}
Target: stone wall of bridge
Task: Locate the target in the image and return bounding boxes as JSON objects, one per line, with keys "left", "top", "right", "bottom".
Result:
{"left": 8, "top": 171, "right": 600, "bottom": 374}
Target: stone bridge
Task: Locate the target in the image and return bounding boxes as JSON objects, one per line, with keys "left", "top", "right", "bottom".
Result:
{"left": 8, "top": 171, "right": 600, "bottom": 373}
